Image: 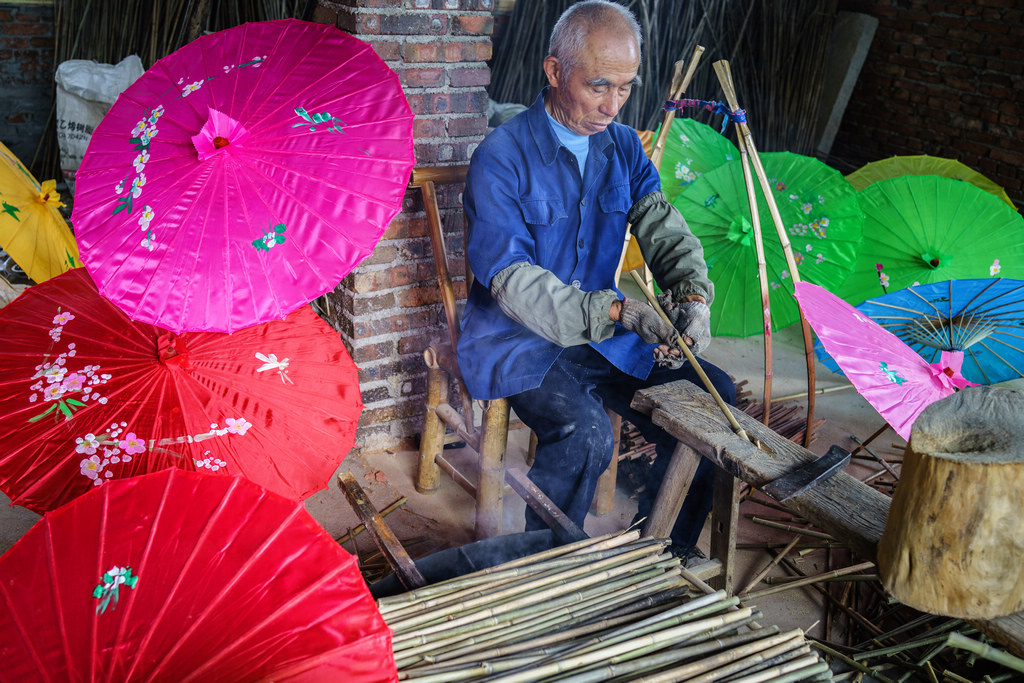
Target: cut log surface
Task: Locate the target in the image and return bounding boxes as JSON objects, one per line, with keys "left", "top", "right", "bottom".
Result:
{"left": 878, "top": 386, "right": 1024, "bottom": 619}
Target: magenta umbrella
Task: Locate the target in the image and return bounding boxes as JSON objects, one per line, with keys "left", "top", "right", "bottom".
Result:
{"left": 72, "top": 19, "right": 415, "bottom": 333}
{"left": 793, "top": 281, "right": 975, "bottom": 440}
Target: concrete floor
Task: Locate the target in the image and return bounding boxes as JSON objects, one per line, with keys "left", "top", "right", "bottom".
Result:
{"left": 0, "top": 317, "right": 900, "bottom": 645}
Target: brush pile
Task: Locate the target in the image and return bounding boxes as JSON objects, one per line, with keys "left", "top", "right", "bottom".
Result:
{"left": 380, "top": 530, "right": 830, "bottom": 682}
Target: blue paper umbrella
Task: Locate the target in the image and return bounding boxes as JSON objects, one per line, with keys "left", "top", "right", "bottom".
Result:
{"left": 815, "top": 278, "right": 1024, "bottom": 385}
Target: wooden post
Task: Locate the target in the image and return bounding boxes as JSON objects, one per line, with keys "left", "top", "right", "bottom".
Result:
{"left": 641, "top": 440, "right": 703, "bottom": 540}
{"left": 475, "top": 397, "right": 510, "bottom": 539}
{"left": 709, "top": 467, "right": 740, "bottom": 593}
{"left": 878, "top": 386, "right": 1024, "bottom": 618}
{"left": 594, "top": 409, "right": 622, "bottom": 515}
{"left": 416, "top": 360, "right": 447, "bottom": 493}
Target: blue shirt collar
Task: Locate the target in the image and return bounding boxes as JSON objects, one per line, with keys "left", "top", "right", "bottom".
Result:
{"left": 526, "top": 87, "right": 614, "bottom": 166}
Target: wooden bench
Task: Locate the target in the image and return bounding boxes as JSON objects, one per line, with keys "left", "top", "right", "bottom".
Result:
{"left": 631, "top": 378, "right": 1024, "bottom": 657}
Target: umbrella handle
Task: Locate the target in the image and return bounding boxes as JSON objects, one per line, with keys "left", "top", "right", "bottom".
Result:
{"left": 627, "top": 271, "right": 766, "bottom": 450}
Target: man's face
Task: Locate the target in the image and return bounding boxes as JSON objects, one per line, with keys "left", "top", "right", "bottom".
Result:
{"left": 544, "top": 27, "right": 640, "bottom": 136}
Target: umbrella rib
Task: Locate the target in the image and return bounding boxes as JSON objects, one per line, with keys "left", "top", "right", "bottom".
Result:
{"left": 44, "top": 520, "right": 75, "bottom": 679}
{"left": 974, "top": 338, "right": 1024, "bottom": 380}
{"left": 86, "top": 483, "right": 111, "bottom": 679}
{"left": 126, "top": 477, "right": 252, "bottom": 680}
{"left": 181, "top": 558, "right": 352, "bottom": 682}
{"left": 0, "top": 574, "right": 52, "bottom": 679}
{"left": 147, "top": 502, "right": 307, "bottom": 679}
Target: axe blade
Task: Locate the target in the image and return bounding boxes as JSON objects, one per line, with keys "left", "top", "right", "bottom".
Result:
{"left": 762, "top": 444, "right": 851, "bottom": 502}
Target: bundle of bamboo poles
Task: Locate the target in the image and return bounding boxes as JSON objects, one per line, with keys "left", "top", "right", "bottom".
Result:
{"left": 380, "top": 530, "right": 830, "bottom": 682}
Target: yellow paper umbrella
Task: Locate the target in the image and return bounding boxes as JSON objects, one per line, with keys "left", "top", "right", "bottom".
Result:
{"left": 0, "top": 141, "right": 80, "bottom": 283}
{"left": 846, "top": 154, "right": 1015, "bottom": 209}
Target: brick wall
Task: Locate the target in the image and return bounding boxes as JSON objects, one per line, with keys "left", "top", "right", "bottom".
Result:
{"left": 0, "top": 2, "right": 55, "bottom": 166}
{"left": 830, "top": 0, "right": 1024, "bottom": 208}
{"left": 314, "top": 0, "right": 492, "bottom": 453}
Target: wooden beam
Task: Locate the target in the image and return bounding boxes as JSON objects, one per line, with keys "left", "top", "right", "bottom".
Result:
{"left": 504, "top": 468, "right": 587, "bottom": 543}
{"left": 338, "top": 473, "right": 426, "bottom": 591}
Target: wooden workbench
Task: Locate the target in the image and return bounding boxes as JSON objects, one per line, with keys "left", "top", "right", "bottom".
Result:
{"left": 631, "top": 379, "right": 1024, "bottom": 657}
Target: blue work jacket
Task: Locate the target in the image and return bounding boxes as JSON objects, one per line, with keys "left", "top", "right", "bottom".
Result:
{"left": 457, "top": 90, "right": 662, "bottom": 400}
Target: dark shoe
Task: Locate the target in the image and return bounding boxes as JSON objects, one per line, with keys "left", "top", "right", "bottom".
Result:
{"left": 669, "top": 544, "right": 708, "bottom": 569}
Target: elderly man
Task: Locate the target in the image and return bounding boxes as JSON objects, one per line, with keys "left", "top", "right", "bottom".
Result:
{"left": 457, "top": 0, "right": 736, "bottom": 562}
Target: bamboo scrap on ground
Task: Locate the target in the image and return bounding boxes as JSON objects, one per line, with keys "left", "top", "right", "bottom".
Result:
{"left": 381, "top": 531, "right": 828, "bottom": 681}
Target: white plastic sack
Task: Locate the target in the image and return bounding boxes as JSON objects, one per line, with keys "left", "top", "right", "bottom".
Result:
{"left": 54, "top": 55, "right": 144, "bottom": 196}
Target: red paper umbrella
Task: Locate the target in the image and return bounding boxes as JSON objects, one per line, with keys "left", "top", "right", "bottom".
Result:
{"left": 0, "top": 267, "right": 362, "bottom": 514}
{"left": 0, "top": 468, "right": 397, "bottom": 682}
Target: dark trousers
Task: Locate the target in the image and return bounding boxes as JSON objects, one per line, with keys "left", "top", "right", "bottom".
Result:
{"left": 507, "top": 344, "right": 736, "bottom": 548}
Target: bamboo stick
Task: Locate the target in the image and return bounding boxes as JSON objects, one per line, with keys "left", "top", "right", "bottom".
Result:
{"left": 481, "top": 607, "right": 757, "bottom": 683}
{"left": 738, "top": 535, "right": 800, "bottom": 595}
{"left": 712, "top": 59, "right": 817, "bottom": 447}
{"left": 629, "top": 270, "right": 769, "bottom": 451}
{"left": 749, "top": 516, "right": 837, "bottom": 541}
{"left": 744, "top": 561, "right": 875, "bottom": 601}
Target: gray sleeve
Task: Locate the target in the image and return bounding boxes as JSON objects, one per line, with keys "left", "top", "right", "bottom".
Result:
{"left": 490, "top": 262, "right": 620, "bottom": 347}
{"left": 628, "top": 190, "right": 715, "bottom": 305}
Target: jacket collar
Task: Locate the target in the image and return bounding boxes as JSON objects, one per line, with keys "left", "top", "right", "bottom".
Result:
{"left": 527, "top": 87, "right": 614, "bottom": 166}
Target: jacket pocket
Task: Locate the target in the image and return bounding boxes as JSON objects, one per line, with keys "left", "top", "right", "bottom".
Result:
{"left": 520, "top": 198, "right": 567, "bottom": 226}
{"left": 598, "top": 184, "right": 631, "bottom": 215}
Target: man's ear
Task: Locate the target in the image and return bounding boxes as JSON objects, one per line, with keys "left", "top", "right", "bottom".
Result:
{"left": 542, "top": 56, "right": 561, "bottom": 88}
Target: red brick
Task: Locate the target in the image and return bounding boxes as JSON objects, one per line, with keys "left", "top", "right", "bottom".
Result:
{"left": 397, "top": 285, "right": 443, "bottom": 307}
{"left": 337, "top": 11, "right": 380, "bottom": 34}
{"left": 365, "top": 38, "right": 401, "bottom": 61}
{"left": 352, "top": 291, "right": 397, "bottom": 316}
{"left": 413, "top": 116, "right": 445, "bottom": 139}
{"left": 380, "top": 13, "right": 446, "bottom": 35}
{"left": 452, "top": 15, "right": 494, "bottom": 36}
{"left": 312, "top": 5, "right": 339, "bottom": 25}
{"left": 399, "top": 66, "right": 444, "bottom": 87}
{"left": 447, "top": 114, "right": 488, "bottom": 137}
{"left": 449, "top": 66, "right": 490, "bottom": 87}
{"left": 1, "top": 21, "right": 47, "bottom": 35}
{"left": 357, "top": 357, "right": 401, "bottom": 380}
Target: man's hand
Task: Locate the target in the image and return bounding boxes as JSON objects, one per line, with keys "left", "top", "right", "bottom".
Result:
{"left": 617, "top": 297, "right": 679, "bottom": 346}
{"left": 659, "top": 297, "right": 712, "bottom": 355}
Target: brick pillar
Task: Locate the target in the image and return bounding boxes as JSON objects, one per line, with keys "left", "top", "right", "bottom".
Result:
{"left": 314, "top": 0, "right": 492, "bottom": 453}
{"left": 0, "top": 2, "right": 56, "bottom": 167}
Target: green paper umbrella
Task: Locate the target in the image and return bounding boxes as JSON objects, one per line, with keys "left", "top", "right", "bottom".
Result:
{"left": 673, "top": 151, "right": 864, "bottom": 337}
{"left": 657, "top": 117, "right": 739, "bottom": 203}
{"left": 846, "top": 154, "right": 1015, "bottom": 208}
{"left": 835, "top": 175, "right": 1024, "bottom": 305}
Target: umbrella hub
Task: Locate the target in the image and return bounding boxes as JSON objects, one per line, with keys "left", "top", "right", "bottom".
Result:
{"left": 726, "top": 214, "right": 754, "bottom": 247}
{"left": 192, "top": 108, "right": 250, "bottom": 162}
{"left": 157, "top": 332, "right": 192, "bottom": 369}
{"left": 920, "top": 250, "right": 952, "bottom": 270}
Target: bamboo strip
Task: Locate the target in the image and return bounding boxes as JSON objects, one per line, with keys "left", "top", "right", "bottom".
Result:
{"left": 680, "top": 637, "right": 808, "bottom": 683}
{"left": 724, "top": 656, "right": 830, "bottom": 683}
{"left": 738, "top": 535, "right": 800, "bottom": 595}
{"left": 383, "top": 539, "right": 667, "bottom": 620}
{"left": 481, "top": 607, "right": 757, "bottom": 683}
{"left": 388, "top": 550, "right": 674, "bottom": 635}
{"left": 744, "top": 561, "right": 875, "bottom": 601}
{"left": 378, "top": 531, "right": 641, "bottom": 609}
{"left": 390, "top": 563, "right": 677, "bottom": 647}
{"left": 750, "top": 516, "right": 837, "bottom": 541}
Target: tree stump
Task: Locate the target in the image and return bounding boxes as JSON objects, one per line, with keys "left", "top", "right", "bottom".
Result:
{"left": 878, "top": 386, "right": 1024, "bottom": 619}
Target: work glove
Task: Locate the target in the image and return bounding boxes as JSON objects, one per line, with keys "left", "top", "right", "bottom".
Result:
{"left": 618, "top": 297, "right": 679, "bottom": 346}
{"left": 658, "top": 292, "right": 712, "bottom": 356}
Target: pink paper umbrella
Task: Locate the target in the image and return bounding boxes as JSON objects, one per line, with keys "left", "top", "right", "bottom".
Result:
{"left": 72, "top": 19, "right": 415, "bottom": 333}
{"left": 793, "top": 281, "right": 976, "bottom": 440}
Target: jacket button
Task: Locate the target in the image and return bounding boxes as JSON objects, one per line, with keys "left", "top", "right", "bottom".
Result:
{"left": 571, "top": 279, "right": 582, "bottom": 288}
{"left": 578, "top": 239, "right": 584, "bottom": 248}
{"left": 580, "top": 198, "right": 586, "bottom": 206}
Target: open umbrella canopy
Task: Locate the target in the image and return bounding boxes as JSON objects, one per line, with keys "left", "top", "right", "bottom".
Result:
{"left": 657, "top": 117, "right": 738, "bottom": 203}
{"left": 673, "top": 151, "right": 864, "bottom": 336}
{"left": 0, "top": 468, "right": 397, "bottom": 682}
{"left": 846, "top": 154, "right": 1015, "bottom": 208}
{"left": 822, "top": 278, "right": 1024, "bottom": 386}
{"left": 0, "top": 267, "right": 362, "bottom": 514}
{"left": 72, "top": 19, "right": 415, "bottom": 333}
{"left": 835, "top": 175, "right": 1024, "bottom": 305}
{"left": 0, "top": 141, "right": 80, "bottom": 283}
{"left": 794, "top": 281, "right": 974, "bottom": 440}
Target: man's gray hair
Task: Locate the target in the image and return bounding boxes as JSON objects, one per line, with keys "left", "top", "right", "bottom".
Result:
{"left": 548, "top": 0, "right": 643, "bottom": 78}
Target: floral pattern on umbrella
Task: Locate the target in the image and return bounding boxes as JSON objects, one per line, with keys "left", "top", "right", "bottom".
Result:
{"left": 0, "top": 267, "right": 363, "bottom": 513}
{"left": 72, "top": 19, "right": 415, "bottom": 333}
{"left": 673, "top": 151, "right": 864, "bottom": 336}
